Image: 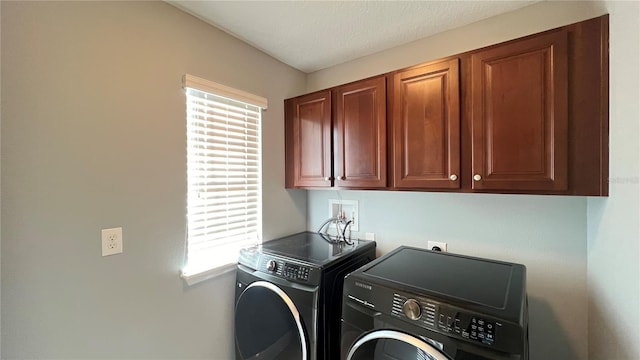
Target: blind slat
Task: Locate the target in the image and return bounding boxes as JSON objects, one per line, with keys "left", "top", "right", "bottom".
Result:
{"left": 182, "top": 78, "right": 262, "bottom": 280}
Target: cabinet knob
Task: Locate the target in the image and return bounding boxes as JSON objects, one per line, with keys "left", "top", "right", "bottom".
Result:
{"left": 473, "top": 174, "right": 482, "bottom": 181}
{"left": 337, "top": 176, "right": 345, "bottom": 181}
{"left": 324, "top": 177, "right": 331, "bottom": 181}
{"left": 449, "top": 174, "right": 458, "bottom": 181}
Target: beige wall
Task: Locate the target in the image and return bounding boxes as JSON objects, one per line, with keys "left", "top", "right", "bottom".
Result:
{"left": 0, "top": 1, "right": 306, "bottom": 358}
{"left": 306, "top": 1, "right": 638, "bottom": 360}
{"left": 2, "top": 1, "right": 638, "bottom": 359}
{"left": 307, "top": 1, "right": 609, "bottom": 92}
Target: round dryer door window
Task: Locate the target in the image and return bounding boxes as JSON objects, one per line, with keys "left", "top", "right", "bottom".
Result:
{"left": 235, "top": 281, "right": 307, "bottom": 360}
{"left": 347, "top": 330, "right": 452, "bottom": 360}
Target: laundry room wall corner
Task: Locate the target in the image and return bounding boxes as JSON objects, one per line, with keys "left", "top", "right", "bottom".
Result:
{"left": 586, "top": 1, "right": 640, "bottom": 359}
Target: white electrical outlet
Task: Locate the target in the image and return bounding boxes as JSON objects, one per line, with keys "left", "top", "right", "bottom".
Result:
{"left": 102, "top": 227, "right": 123, "bottom": 256}
{"left": 427, "top": 241, "right": 447, "bottom": 252}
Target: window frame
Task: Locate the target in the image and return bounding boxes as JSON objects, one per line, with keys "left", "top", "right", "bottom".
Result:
{"left": 181, "top": 74, "right": 267, "bottom": 285}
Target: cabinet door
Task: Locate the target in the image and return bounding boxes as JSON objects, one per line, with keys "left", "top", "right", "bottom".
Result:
{"left": 284, "top": 90, "right": 332, "bottom": 188}
{"left": 471, "top": 31, "right": 568, "bottom": 191}
{"left": 334, "top": 77, "right": 387, "bottom": 188}
{"left": 392, "top": 59, "right": 460, "bottom": 189}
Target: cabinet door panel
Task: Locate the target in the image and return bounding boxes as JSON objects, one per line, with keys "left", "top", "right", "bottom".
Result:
{"left": 335, "top": 77, "right": 387, "bottom": 188}
{"left": 471, "top": 31, "right": 568, "bottom": 191}
{"left": 285, "top": 91, "right": 332, "bottom": 188}
{"left": 392, "top": 59, "right": 460, "bottom": 189}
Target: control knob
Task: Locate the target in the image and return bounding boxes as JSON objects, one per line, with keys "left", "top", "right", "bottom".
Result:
{"left": 403, "top": 299, "right": 422, "bottom": 320}
{"left": 266, "top": 260, "right": 278, "bottom": 272}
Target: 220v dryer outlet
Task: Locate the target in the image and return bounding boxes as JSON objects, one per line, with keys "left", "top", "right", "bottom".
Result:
{"left": 102, "top": 227, "right": 123, "bottom": 256}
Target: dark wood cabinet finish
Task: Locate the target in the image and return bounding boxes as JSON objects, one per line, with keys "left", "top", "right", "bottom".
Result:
{"left": 284, "top": 90, "right": 332, "bottom": 188}
{"left": 285, "top": 77, "right": 387, "bottom": 189}
{"left": 285, "top": 15, "right": 609, "bottom": 196}
{"left": 470, "top": 31, "right": 569, "bottom": 191}
{"left": 334, "top": 76, "right": 387, "bottom": 188}
{"left": 391, "top": 59, "right": 461, "bottom": 189}
{"left": 460, "top": 15, "right": 608, "bottom": 195}
{"left": 565, "top": 15, "right": 609, "bottom": 196}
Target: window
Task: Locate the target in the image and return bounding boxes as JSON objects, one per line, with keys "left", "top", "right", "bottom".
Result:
{"left": 181, "top": 74, "right": 267, "bottom": 285}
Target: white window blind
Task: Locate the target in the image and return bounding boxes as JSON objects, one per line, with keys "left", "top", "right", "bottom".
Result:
{"left": 181, "top": 75, "right": 267, "bottom": 284}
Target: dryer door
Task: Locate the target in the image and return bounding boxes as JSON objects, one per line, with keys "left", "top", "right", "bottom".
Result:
{"left": 347, "top": 330, "right": 452, "bottom": 360}
{"left": 235, "top": 281, "right": 308, "bottom": 360}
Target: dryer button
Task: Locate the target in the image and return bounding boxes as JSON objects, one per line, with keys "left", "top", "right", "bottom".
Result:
{"left": 266, "top": 260, "right": 277, "bottom": 272}
{"left": 402, "top": 299, "right": 422, "bottom": 320}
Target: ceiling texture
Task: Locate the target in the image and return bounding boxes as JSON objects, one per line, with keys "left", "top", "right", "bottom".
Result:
{"left": 168, "top": 1, "right": 538, "bottom": 73}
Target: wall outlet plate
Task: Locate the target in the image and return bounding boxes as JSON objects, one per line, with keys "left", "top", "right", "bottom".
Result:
{"left": 328, "top": 199, "right": 359, "bottom": 231}
{"left": 102, "top": 227, "right": 123, "bottom": 256}
{"left": 427, "top": 241, "right": 447, "bottom": 252}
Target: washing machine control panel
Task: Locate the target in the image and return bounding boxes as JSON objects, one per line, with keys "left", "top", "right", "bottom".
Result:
{"left": 278, "top": 261, "right": 311, "bottom": 281}
{"left": 239, "top": 248, "right": 321, "bottom": 285}
{"left": 260, "top": 255, "right": 317, "bottom": 283}
{"left": 391, "top": 293, "right": 505, "bottom": 349}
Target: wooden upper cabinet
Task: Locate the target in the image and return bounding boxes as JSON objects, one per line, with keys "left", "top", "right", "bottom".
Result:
{"left": 285, "top": 16, "right": 608, "bottom": 195}
{"left": 284, "top": 90, "right": 332, "bottom": 188}
{"left": 285, "top": 77, "right": 386, "bottom": 189}
{"left": 470, "top": 31, "right": 569, "bottom": 191}
{"left": 391, "top": 59, "right": 460, "bottom": 189}
{"left": 334, "top": 76, "right": 387, "bottom": 188}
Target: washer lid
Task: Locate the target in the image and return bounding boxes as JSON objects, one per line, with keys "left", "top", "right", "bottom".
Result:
{"left": 257, "top": 231, "right": 374, "bottom": 266}
{"left": 363, "top": 247, "right": 523, "bottom": 310}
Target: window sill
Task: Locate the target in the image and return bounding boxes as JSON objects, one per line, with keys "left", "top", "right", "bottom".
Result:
{"left": 181, "top": 263, "right": 237, "bottom": 286}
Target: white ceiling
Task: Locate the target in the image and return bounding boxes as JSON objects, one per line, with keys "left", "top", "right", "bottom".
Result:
{"left": 168, "top": 1, "right": 539, "bottom": 73}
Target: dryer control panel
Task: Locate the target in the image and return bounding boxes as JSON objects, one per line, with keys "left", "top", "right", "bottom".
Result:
{"left": 388, "top": 292, "right": 524, "bottom": 355}
{"left": 393, "top": 293, "right": 497, "bottom": 346}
